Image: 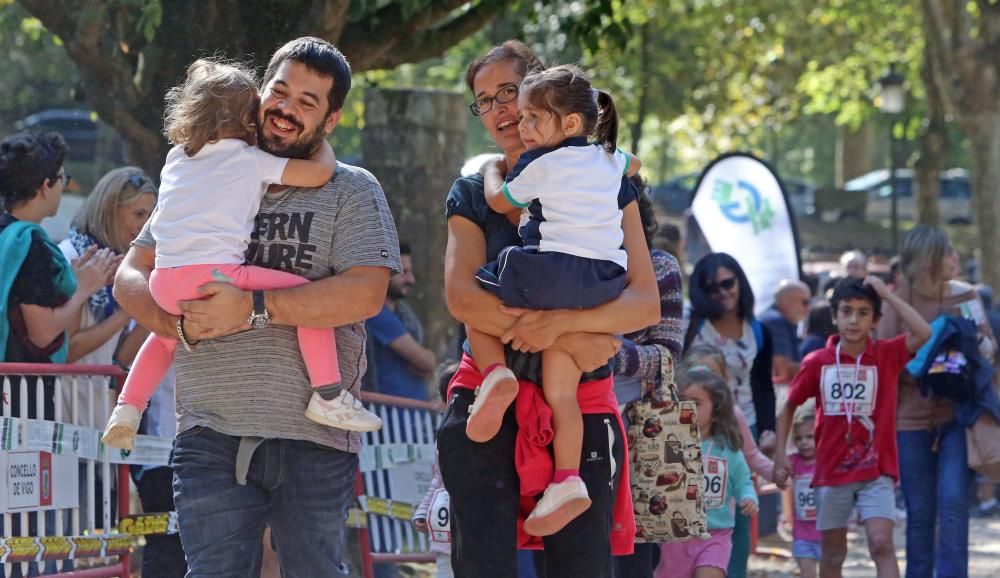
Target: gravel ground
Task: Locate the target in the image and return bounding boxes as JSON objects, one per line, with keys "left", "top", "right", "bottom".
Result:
{"left": 397, "top": 516, "right": 1000, "bottom": 577}
{"left": 749, "top": 516, "right": 1000, "bottom": 577}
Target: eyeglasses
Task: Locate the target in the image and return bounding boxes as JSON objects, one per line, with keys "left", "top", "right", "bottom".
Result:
{"left": 706, "top": 277, "right": 738, "bottom": 295}
{"left": 469, "top": 84, "right": 519, "bottom": 116}
{"left": 53, "top": 171, "right": 72, "bottom": 187}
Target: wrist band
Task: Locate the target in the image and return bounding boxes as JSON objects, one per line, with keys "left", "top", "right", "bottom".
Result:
{"left": 176, "top": 317, "right": 195, "bottom": 352}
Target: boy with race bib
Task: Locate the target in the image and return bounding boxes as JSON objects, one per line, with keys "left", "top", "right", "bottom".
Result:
{"left": 655, "top": 368, "right": 758, "bottom": 578}
{"left": 789, "top": 411, "right": 820, "bottom": 578}
{"left": 774, "top": 277, "right": 931, "bottom": 578}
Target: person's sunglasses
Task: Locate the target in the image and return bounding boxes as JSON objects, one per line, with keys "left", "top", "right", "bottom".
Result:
{"left": 469, "top": 84, "right": 519, "bottom": 116}
{"left": 55, "top": 172, "right": 71, "bottom": 187}
{"left": 127, "top": 174, "right": 150, "bottom": 189}
{"left": 706, "top": 277, "right": 738, "bottom": 295}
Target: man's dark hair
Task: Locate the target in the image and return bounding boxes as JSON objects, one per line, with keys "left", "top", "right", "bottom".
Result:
{"left": 261, "top": 37, "right": 352, "bottom": 115}
{"left": 0, "top": 131, "right": 69, "bottom": 211}
{"left": 399, "top": 241, "right": 411, "bottom": 256}
{"left": 830, "top": 277, "right": 882, "bottom": 319}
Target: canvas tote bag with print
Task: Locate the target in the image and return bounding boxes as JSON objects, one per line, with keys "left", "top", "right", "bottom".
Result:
{"left": 626, "top": 345, "right": 710, "bottom": 543}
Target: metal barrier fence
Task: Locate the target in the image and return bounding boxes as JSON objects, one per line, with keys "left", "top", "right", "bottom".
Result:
{"left": 355, "top": 391, "right": 442, "bottom": 577}
{"left": 0, "top": 363, "right": 172, "bottom": 578}
{"left": 0, "top": 367, "right": 443, "bottom": 578}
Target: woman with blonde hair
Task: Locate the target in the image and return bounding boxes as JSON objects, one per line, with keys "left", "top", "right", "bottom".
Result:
{"left": 58, "top": 167, "right": 157, "bottom": 403}
{"left": 876, "top": 224, "right": 995, "bottom": 578}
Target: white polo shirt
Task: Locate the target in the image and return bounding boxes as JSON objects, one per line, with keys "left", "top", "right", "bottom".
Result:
{"left": 502, "top": 137, "right": 630, "bottom": 269}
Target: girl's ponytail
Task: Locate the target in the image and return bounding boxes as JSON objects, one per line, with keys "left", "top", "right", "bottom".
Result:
{"left": 594, "top": 90, "right": 619, "bottom": 153}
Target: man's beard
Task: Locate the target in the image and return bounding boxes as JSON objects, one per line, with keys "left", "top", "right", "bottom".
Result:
{"left": 387, "top": 284, "right": 410, "bottom": 301}
{"left": 258, "top": 110, "right": 325, "bottom": 159}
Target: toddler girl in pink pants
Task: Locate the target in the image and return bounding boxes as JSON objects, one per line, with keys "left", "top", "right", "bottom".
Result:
{"left": 101, "top": 58, "right": 382, "bottom": 450}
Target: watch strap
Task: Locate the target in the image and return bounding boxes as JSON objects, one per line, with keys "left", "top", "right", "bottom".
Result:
{"left": 253, "top": 290, "right": 266, "bottom": 314}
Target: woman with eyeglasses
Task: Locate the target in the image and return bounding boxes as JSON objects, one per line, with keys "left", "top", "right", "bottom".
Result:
{"left": 0, "top": 131, "right": 119, "bottom": 374}
{"left": 438, "top": 40, "right": 659, "bottom": 578}
{"left": 683, "top": 252, "right": 775, "bottom": 578}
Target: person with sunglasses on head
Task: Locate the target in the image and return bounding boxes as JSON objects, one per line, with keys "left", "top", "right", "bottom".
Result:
{"left": 683, "top": 251, "right": 776, "bottom": 578}
{"left": 760, "top": 279, "right": 812, "bottom": 384}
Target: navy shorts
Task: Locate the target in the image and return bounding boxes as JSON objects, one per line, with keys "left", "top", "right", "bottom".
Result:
{"left": 476, "top": 246, "right": 626, "bottom": 310}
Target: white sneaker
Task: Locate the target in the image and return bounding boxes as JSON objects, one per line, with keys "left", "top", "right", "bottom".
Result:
{"left": 466, "top": 367, "right": 518, "bottom": 443}
{"left": 102, "top": 404, "right": 142, "bottom": 451}
{"left": 305, "top": 390, "right": 382, "bottom": 432}
{"left": 523, "top": 476, "right": 592, "bottom": 537}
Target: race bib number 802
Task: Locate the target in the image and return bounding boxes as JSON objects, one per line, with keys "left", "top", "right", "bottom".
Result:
{"left": 820, "top": 365, "right": 878, "bottom": 417}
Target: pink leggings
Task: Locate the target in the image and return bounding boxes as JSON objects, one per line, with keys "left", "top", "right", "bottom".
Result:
{"left": 118, "top": 263, "right": 340, "bottom": 409}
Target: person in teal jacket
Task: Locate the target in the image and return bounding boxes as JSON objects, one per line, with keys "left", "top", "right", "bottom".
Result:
{"left": 656, "top": 367, "right": 759, "bottom": 578}
{"left": 0, "top": 130, "right": 115, "bottom": 414}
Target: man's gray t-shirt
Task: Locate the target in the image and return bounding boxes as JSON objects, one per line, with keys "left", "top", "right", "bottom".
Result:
{"left": 134, "top": 163, "right": 401, "bottom": 452}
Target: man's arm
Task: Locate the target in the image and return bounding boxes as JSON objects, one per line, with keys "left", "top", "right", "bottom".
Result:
{"left": 177, "top": 266, "right": 389, "bottom": 339}
{"left": 113, "top": 245, "right": 178, "bottom": 339}
{"left": 388, "top": 333, "right": 437, "bottom": 377}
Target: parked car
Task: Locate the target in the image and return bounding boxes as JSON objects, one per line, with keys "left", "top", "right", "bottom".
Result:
{"left": 19, "top": 109, "right": 126, "bottom": 242}
{"left": 844, "top": 168, "right": 972, "bottom": 224}
{"left": 651, "top": 172, "right": 816, "bottom": 219}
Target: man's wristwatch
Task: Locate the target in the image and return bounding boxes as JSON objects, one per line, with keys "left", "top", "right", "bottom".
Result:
{"left": 247, "top": 289, "right": 271, "bottom": 329}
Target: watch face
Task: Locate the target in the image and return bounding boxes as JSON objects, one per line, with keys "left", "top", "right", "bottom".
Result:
{"left": 250, "top": 314, "right": 270, "bottom": 329}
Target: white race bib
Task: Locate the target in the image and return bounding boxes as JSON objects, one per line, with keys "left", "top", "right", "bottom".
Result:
{"left": 793, "top": 476, "right": 817, "bottom": 521}
{"left": 428, "top": 488, "right": 451, "bottom": 544}
{"left": 702, "top": 456, "right": 728, "bottom": 509}
{"left": 820, "top": 364, "right": 878, "bottom": 417}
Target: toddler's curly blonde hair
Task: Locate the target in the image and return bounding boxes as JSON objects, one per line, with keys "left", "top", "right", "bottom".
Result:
{"left": 163, "top": 58, "right": 258, "bottom": 157}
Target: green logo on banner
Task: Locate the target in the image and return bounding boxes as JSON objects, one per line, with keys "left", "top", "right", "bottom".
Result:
{"left": 711, "top": 179, "right": 775, "bottom": 235}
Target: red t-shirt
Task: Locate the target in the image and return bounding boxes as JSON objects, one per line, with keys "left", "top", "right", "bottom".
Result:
{"left": 787, "top": 334, "right": 910, "bottom": 487}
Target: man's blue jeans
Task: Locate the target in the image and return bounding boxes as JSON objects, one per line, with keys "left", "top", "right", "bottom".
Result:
{"left": 172, "top": 427, "right": 357, "bottom": 577}
{"left": 897, "top": 421, "right": 972, "bottom": 578}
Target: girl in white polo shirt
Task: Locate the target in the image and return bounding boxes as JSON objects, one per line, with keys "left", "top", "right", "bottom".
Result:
{"left": 467, "top": 63, "right": 641, "bottom": 536}
{"left": 102, "top": 58, "right": 381, "bottom": 450}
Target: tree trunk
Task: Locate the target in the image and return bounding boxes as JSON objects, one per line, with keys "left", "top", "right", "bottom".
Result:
{"left": 629, "top": 20, "right": 651, "bottom": 155}
{"left": 362, "top": 88, "right": 466, "bottom": 360}
{"left": 836, "top": 124, "right": 874, "bottom": 188}
{"left": 964, "top": 112, "right": 1000, "bottom": 290}
{"left": 914, "top": 56, "right": 945, "bottom": 225}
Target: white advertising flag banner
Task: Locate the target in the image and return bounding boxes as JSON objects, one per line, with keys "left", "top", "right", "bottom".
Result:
{"left": 690, "top": 153, "right": 800, "bottom": 314}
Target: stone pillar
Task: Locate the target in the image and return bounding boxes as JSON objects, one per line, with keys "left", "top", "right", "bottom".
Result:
{"left": 362, "top": 88, "right": 467, "bottom": 362}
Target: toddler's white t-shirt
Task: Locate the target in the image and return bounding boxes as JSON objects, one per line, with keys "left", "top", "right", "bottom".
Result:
{"left": 150, "top": 139, "right": 288, "bottom": 268}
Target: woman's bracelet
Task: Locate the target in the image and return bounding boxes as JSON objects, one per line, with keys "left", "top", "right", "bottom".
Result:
{"left": 176, "top": 316, "right": 196, "bottom": 352}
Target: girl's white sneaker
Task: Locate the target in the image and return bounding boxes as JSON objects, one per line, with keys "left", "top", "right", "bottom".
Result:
{"left": 102, "top": 404, "right": 142, "bottom": 450}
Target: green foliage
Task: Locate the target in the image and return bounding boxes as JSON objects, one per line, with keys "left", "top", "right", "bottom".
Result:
{"left": 0, "top": 2, "right": 79, "bottom": 134}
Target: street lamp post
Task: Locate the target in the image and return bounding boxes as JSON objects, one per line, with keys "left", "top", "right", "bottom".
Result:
{"left": 877, "top": 65, "right": 906, "bottom": 253}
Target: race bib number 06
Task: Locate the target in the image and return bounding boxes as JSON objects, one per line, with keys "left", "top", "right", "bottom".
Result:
{"left": 793, "top": 476, "right": 816, "bottom": 521}
{"left": 702, "top": 457, "right": 728, "bottom": 509}
{"left": 820, "top": 365, "right": 878, "bottom": 417}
